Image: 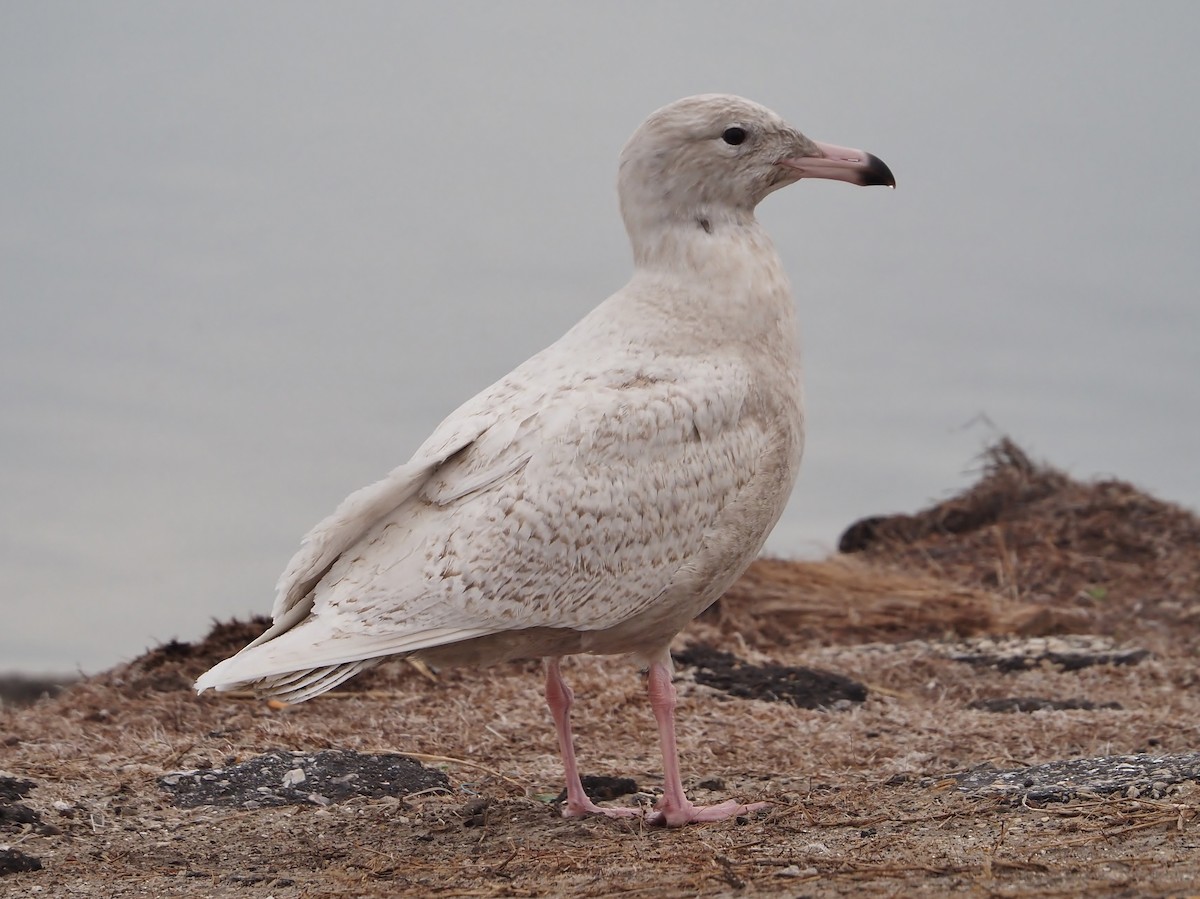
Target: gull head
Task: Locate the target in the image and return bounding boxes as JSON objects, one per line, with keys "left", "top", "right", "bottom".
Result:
{"left": 617, "top": 94, "right": 894, "bottom": 250}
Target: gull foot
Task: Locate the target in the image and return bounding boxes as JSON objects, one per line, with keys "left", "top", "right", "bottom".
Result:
{"left": 645, "top": 798, "right": 767, "bottom": 828}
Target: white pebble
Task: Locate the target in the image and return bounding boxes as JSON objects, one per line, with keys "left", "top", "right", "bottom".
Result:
{"left": 282, "top": 767, "right": 306, "bottom": 788}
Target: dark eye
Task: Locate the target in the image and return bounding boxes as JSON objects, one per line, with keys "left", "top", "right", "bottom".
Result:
{"left": 721, "top": 126, "right": 747, "bottom": 146}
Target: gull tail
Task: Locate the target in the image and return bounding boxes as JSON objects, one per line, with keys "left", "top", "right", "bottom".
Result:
{"left": 194, "top": 619, "right": 495, "bottom": 703}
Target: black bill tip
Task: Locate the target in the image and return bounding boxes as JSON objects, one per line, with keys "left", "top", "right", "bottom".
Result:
{"left": 862, "top": 153, "right": 896, "bottom": 188}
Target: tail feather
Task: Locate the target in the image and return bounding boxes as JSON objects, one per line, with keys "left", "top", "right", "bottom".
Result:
{"left": 194, "top": 619, "right": 495, "bottom": 700}
{"left": 257, "top": 659, "right": 379, "bottom": 703}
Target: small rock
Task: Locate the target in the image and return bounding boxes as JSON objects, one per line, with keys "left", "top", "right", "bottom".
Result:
{"left": 459, "top": 797, "right": 492, "bottom": 818}
{"left": 281, "top": 768, "right": 306, "bottom": 789}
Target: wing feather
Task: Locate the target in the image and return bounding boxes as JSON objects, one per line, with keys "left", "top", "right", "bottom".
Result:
{"left": 270, "top": 408, "right": 504, "bottom": 620}
{"left": 294, "top": 358, "right": 762, "bottom": 637}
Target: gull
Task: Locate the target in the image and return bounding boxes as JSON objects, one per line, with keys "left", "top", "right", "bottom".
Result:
{"left": 196, "top": 94, "right": 893, "bottom": 826}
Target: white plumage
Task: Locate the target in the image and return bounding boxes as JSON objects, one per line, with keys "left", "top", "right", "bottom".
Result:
{"left": 197, "top": 94, "right": 893, "bottom": 825}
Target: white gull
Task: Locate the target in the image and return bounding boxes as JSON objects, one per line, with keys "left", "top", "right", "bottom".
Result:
{"left": 196, "top": 94, "right": 894, "bottom": 826}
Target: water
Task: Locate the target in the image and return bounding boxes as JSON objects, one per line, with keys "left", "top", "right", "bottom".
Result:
{"left": 3, "top": 2, "right": 1197, "bottom": 673}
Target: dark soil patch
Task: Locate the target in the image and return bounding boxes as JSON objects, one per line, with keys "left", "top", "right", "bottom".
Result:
{"left": 943, "top": 635, "right": 1150, "bottom": 671}
{"left": 967, "top": 696, "right": 1123, "bottom": 713}
{"left": 0, "top": 778, "right": 43, "bottom": 877}
{"left": 0, "top": 850, "right": 41, "bottom": 877}
{"left": 951, "top": 751, "right": 1200, "bottom": 802}
{"left": 552, "top": 775, "right": 639, "bottom": 806}
{"left": 159, "top": 749, "right": 450, "bottom": 809}
{"left": 0, "top": 777, "right": 34, "bottom": 804}
{"left": 674, "top": 645, "right": 867, "bottom": 708}
{"left": 0, "top": 802, "right": 39, "bottom": 829}
{"left": 0, "top": 776, "right": 40, "bottom": 830}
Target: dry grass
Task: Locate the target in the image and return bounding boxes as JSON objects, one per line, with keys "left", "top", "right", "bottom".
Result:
{"left": 699, "top": 554, "right": 1089, "bottom": 650}
{"left": 838, "top": 438, "right": 1200, "bottom": 651}
{"left": 2, "top": 439, "right": 1198, "bottom": 897}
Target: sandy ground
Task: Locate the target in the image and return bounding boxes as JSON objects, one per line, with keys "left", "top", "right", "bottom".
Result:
{"left": 2, "top": 442, "right": 1198, "bottom": 897}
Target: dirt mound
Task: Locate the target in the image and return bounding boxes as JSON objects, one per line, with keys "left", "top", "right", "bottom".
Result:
{"left": 88, "top": 616, "right": 272, "bottom": 696}
{"left": 837, "top": 438, "right": 1200, "bottom": 646}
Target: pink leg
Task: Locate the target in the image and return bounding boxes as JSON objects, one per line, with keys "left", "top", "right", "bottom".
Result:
{"left": 543, "top": 658, "right": 640, "bottom": 819}
{"left": 644, "top": 659, "right": 768, "bottom": 827}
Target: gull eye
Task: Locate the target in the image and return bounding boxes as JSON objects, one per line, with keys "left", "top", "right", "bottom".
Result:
{"left": 721, "top": 126, "right": 747, "bottom": 146}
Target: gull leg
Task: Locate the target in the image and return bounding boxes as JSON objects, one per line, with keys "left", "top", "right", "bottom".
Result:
{"left": 544, "top": 658, "right": 641, "bottom": 819}
{"left": 644, "top": 657, "right": 767, "bottom": 827}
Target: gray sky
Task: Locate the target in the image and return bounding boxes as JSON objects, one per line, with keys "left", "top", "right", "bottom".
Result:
{"left": 3, "top": 2, "right": 1198, "bottom": 673}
